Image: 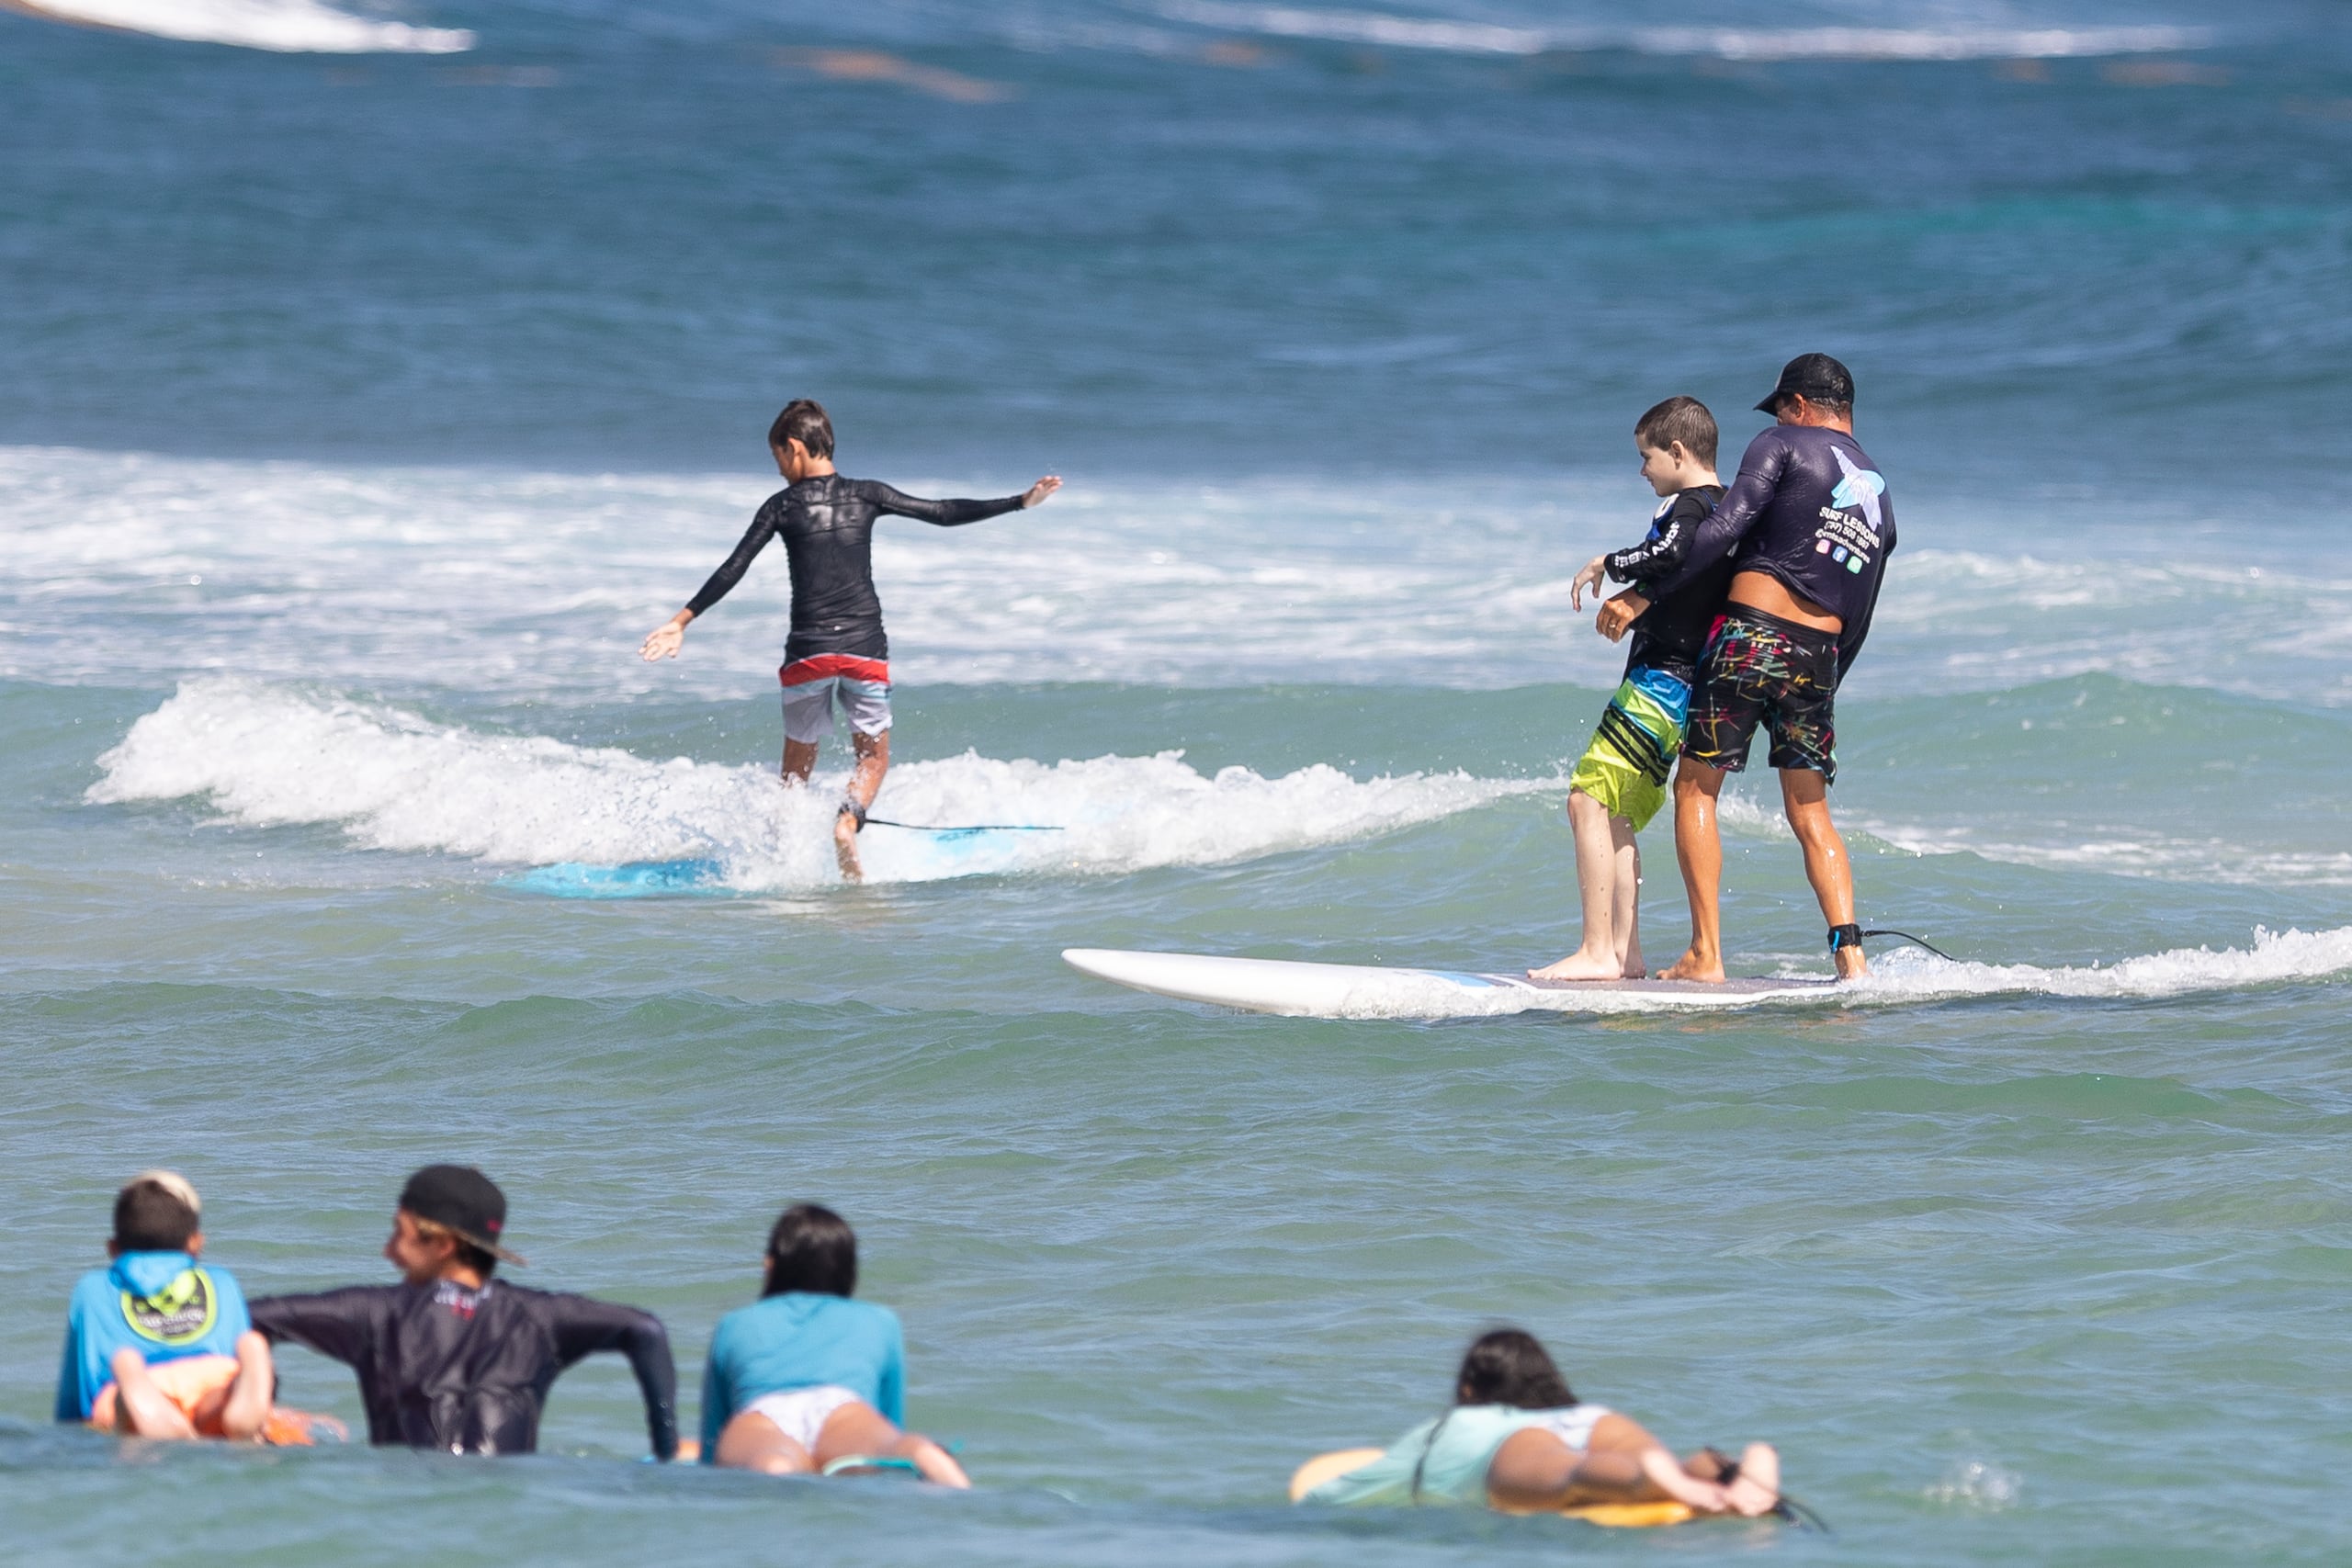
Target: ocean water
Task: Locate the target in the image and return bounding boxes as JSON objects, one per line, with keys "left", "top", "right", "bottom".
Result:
{"left": 4, "top": 1, "right": 2350, "bottom": 1564}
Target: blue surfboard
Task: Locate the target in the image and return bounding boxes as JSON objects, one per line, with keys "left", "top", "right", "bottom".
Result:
{"left": 503, "top": 858, "right": 729, "bottom": 898}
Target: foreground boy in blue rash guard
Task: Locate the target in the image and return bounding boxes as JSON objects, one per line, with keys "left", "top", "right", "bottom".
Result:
{"left": 701, "top": 1203, "right": 969, "bottom": 1486}
{"left": 1531, "top": 398, "right": 1729, "bottom": 982}
{"left": 57, "top": 1171, "right": 276, "bottom": 1440}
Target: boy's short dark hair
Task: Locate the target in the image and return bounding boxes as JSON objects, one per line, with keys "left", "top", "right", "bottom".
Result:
{"left": 761, "top": 1202, "right": 857, "bottom": 1299}
{"left": 768, "top": 399, "right": 834, "bottom": 460}
{"left": 1634, "top": 396, "right": 1717, "bottom": 468}
{"left": 114, "top": 1178, "right": 200, "bottom": 1252}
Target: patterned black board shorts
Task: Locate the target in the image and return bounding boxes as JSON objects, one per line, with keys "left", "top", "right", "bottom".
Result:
{"left": 1680, "top": 607, "right": 1840, "bottom": 782}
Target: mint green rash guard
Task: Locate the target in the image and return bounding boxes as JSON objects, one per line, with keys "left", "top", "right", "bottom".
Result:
{"left": 697, "top": 1293, "right": 905, "bottom": 1460}
{"left": 1302, "top": 1404, "right": 1612, "bottom": 1507}
{"left": 56, "top": 1251, "right": 254, "bottom": 1421}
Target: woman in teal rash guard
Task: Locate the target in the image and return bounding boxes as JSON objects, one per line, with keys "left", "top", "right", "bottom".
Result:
{"left": 699, "top": 1204, "right": 969, "bottom": 1485}
{"left": 1302, "top": 1328, "right": 1782, "bottom": 1517}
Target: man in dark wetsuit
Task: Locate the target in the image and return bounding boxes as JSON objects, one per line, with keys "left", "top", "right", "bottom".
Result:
{"left": 1626, "top": 355, "right": 1896, "bottom": 983}
{"left": 248, "top": 1166, "right": 679, "bottom": 1459}
{"left": 640, "top": 399, "right": 1060, "bottom": 881}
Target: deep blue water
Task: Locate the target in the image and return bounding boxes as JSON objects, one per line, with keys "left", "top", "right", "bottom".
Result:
{"left": 4, "top": 3, "right": 2350, "bottom": 1565}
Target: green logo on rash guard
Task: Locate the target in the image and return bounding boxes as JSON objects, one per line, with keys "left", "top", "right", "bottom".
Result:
{"left": 119, "top": 1269, "right": 218, "bottom": 1346}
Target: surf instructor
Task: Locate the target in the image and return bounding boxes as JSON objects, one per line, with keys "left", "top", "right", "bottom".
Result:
{"left": 1614, "top": 355, "right": 1895, "bottom": 983}
{"left": 639, "top": 400, "right": 1060, "bottom": 881}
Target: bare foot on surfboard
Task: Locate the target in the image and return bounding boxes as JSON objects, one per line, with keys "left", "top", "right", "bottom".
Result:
{"left": 1527, "top": 951, "right": 1626, "bottom": 982}
{"left": 1657, "top": 948, "right": 1725, "bottom": 983}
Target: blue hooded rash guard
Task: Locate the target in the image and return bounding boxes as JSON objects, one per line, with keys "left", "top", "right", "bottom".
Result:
{"left": 56, "top": 1251, "right": 254, "bottom": 1421}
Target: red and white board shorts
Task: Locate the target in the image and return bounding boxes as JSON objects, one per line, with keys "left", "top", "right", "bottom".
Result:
{"left": 780, "top": 654, "right": 892, "bottom": 742}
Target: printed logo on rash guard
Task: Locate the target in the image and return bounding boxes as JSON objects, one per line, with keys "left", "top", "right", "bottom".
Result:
{"left": 119, "top": 1269, "right": 219, "bottom": 1346}
{"left": 1829, "top": 448, "right": 1887, "bottom": 529}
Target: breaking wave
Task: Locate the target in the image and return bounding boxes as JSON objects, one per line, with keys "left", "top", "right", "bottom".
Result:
{"left": 88, "top": 680, "right": 1555, "bottom": 890}
{"left": 12, "top": 0, "right": 473, "bottom": 53}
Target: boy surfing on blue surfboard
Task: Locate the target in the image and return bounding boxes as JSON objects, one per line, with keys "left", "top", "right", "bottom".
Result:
{"left": 640, "top": 400, "right": 1060, "bottom": 881}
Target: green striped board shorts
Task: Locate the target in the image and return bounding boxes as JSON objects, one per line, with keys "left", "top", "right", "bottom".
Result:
{"left": 1566, "top": 667, "right": 1692, "bottom": 832}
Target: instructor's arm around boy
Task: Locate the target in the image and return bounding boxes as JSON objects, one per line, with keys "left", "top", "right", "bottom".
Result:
{"left": 1530, "top": 398, "right": 1727, "bottom": 981}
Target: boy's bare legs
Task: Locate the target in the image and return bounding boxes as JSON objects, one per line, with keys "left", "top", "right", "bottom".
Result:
{"left": 781, "top": 730, "right": 891, "bottom": 883}
{"left": 811, "top": 1400, "right": 971, "bottom": 1488}
{"left": 1658, "top": 759, "right": 1728, "bottom": 982}
{"left": 106, "top": 1348, "right": 198, "bottom": 1439}
{"left": 1779, "top": 768, "right": 1867, "bottom": 978}
{"left": 1615, "top": 824, "right": 1643, "bottom": 976}
{"left": 1530, "top": 790, "right": 1639, "bottom": 981}
{"left": 217, "top": 1332, "right": 274, "bottom": 1441}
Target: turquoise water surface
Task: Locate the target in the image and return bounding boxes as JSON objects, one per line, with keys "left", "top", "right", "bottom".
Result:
{"left": 4, "top": 2, "right": 2350, "bottom": 1565}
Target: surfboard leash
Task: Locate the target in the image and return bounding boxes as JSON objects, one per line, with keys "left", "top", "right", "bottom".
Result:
{"left": 861, "top": 817, "right": 1065, "bottom": 834}
{"left": 1860, "top": 928, "right": 1957, "bottom": 963}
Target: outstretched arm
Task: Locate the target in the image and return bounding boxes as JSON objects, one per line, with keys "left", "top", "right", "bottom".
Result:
{"left": 548, "top": 1296, "right": 680, "bottom": 1461}
{"left": 862, "top": 476, "right": 1060, "bottom": 526}
{"left": 248, "top": 1288, "right": 390, "bottom": 1369}
{"left": 639, "top": 502, "right": 782, "bottom": 661}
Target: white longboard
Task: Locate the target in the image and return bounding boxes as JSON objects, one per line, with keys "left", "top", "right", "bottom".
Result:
{"left": 1063, "top": 948, "right": 1840, "bottom": 1021}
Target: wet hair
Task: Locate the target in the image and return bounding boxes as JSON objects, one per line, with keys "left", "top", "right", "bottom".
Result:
{"left": 113, "top": 1178, "right": 200, "bottom": 1252}
{"left": 1454, "top": 1328, "right": 1577, "bottom": 1409}
{"left": 408, "top": 1215, "right": 498, "bottom": 1278}
{"left": 768, "top": 399, "right": 834, "bottom": 460}
{"left": 762, "top": 1202, "right": 857, "bottom": 1298}
{"left": 1634, "top": 396, "right": 1718, "bottom": 468}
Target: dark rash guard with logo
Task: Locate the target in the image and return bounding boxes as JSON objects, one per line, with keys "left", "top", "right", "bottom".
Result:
{"left": 684, "top": 475, "right": 1027, "bottom": 664}
{"left": 250, "top": 1280, "right": 678, "bottom": 1458}
{"left": 1600, "top": 482, "right": 1728, "bottom": 685}
{"left": 1646, "top": 424, "right": 1896, "bottom": 680}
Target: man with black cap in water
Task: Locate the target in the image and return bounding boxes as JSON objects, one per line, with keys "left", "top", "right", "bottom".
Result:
{"left": 248, "top": 1166, "right": 679, "bottom": 1459}
{"left": 1603, "top": 354, "right": 1896, "bottom": 984}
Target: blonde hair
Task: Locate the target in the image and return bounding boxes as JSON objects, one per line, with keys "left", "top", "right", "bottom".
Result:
{"left": 126, "top": 1168, "right": 201, "bottom": 1217}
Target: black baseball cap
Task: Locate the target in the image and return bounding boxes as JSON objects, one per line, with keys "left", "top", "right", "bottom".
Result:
{"left": 1756, "top": 353, "right": 1855, "bottom": 413}
{"left": 399, "top": 1165, "right": 528, "bottom": 1266}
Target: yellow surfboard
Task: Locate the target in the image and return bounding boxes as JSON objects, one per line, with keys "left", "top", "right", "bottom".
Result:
{"left": 1287, "top": 1449, "right": 1696, "bottom": 1529}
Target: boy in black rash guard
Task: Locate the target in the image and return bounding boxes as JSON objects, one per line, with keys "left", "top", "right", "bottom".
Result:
{"left": 1627, "top": 355, "right": 1897, "bottom": 984}
{"left": 1529, "top": 397, "right": 1730, "bottom": 981}
{"left": 640, "top": 400, "right": 1061, "bottom": 881}
{"left": 248, "top": 1166, "right": 679, "bottom": 1460}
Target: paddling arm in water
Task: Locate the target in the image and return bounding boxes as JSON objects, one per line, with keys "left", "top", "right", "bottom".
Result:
{"left": 638, "top": 400, "right": 1058, "bottom": 880}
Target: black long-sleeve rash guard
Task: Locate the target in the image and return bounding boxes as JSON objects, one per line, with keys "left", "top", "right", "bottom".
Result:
{"left": 1601, "top": 482, "right": 1727, "bottom": 684}
{"left": 684, "top": 474, "right": 1027, "bottom": 664}
{"left": 250, "top": 1280, "right": 679, "bottom": 1459}
{"left": 1647, "top": 424, "right": 1897, "bottom": 681}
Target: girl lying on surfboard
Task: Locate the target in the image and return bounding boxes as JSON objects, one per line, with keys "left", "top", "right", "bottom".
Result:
{"left": 1291, "top": 1328, "right": 1781, "bottom": 1523}
{"left": 695, "top": 1203, "right": 969, "bottom": 1485}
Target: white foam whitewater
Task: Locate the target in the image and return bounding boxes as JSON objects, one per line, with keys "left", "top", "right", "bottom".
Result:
{"left": 1270, "top": 926, "right": 2352, "bottom": 1020}
{"left": 1154, "top": 4, "right": 2201, "bottom": 62}
{"left": 12, "top": 0, "right": 473, "bottom": 52}
{"left": 88, "top": 680, "right": 1555, "bottom": 889}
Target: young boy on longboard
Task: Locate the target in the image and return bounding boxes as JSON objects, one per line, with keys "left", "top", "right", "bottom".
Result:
{"left": 1531, "top": 399, "right": 1732, "bottom": 981}
{"left": 640, "top": 399, "right": 1060, "bottom": 881}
